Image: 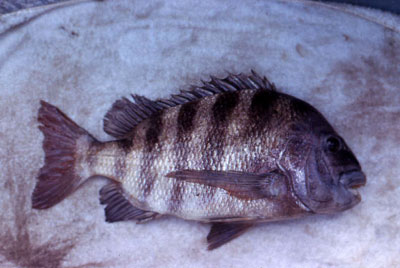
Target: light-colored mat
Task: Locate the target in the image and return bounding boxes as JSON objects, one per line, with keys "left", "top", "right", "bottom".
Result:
{"left": 0, "top": 1, "right": 399, "bottom": 267}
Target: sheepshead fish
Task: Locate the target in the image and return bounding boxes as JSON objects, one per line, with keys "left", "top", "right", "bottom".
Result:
{"left": 32, "top": 71, "right": 366, "bottom": 250}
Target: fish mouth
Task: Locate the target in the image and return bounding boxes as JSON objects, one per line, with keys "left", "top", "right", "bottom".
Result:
{"left": 339, "top": 170, "right": 366, "bottom": 199}
{"left": 340, "top": 170, "right": 366, "bottom": 188}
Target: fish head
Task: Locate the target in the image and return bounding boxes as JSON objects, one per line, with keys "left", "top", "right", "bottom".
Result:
{"left": 286, "top": 98, "right": 366, "bottom": 214}
{"left": 303, "top": 130, "right": 366, "bottom": 213}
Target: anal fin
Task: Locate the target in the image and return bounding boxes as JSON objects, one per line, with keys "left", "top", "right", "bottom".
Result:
{"left": 207, "top": 222, "right": 254, "bottom": 250}
{"left": 99, "top": 183, "right": 158, "bottom": 223}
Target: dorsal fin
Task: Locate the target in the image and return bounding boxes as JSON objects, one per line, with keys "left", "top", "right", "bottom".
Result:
{"left": 103, "top": 70, "right": 276, "bottom": 139}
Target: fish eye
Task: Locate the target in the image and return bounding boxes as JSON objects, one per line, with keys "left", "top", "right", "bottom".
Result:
{"left": 326, "top": 136, "right": 341, "bottom": 152}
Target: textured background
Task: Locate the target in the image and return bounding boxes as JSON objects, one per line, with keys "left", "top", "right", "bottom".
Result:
{"left": 0, "top": 0, "right": 399, "bottom": 267}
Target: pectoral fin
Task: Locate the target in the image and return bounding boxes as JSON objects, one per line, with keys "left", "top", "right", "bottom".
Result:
{"left": 207, "top": 223, "right": 254, "bottom": 250}
{"left": 166, "top": 170, "right": 288, "bottom": 200}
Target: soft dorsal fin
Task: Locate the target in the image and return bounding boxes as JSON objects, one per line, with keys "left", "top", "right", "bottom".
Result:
{"left": 103, "top": 70, "right": 276, "bottom": 139}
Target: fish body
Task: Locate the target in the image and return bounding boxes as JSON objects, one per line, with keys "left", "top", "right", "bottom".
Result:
{"left": 32, "top": 71, "right": 366, "bottom": 249}
{"left": 93, "top": 89, "right": 304, "bottom": 222}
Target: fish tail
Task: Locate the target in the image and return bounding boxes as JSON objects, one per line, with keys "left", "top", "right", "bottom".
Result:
{"left": 32, "top": 100, "right": 99, "bottom": 209}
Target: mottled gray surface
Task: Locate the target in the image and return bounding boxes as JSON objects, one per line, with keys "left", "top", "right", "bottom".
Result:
{"left": 0, "top": 0, "right": 75, "bottom": 15}
{"left": 0, "top": 0, "right": 399, "bottom": 267}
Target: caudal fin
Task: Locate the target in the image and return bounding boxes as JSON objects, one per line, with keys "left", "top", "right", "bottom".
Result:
{"left": 32, "top": 101, "right": 98, "bottom": 209}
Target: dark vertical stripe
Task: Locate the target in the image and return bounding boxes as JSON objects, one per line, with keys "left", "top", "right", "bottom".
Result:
{"left": 143, "top": 179, "right": 154, "bottom": 198}
{"left": 174, "top": 101, "right": 199, "bottom": 167}
{"left": 212, "top": 91, "right": 240, "bottom": 124}
{"left": 168, "top": 181, "right": 183, "bottom": 213}
{"left": 113, "top": 139, "right": 132, "bottom": 180}
{"left": 248, "top": 90, "right": 279, "bottom": 133}
{"left": 177, "top": 101, "right": 199, "bottom": 136}
{"left": 290, "top": 97, "right": 320, "bottom": 119}
{"left": 87, "top": 140, "right": 103, "bottom": 169}
{"left": 141, "top": 111, "right": 164, "bottom": 198}
{"left": 202, "top": 91, "right": 240, "bottom": 169}
{"left": 145, "top": 112, "right": 163, "bottom": 151}
{"left": 114, "top": 155, "right": 127, "bottom": 179}
{"left": 117, "top": 138, "right": 133, "bottom": 153}
{"left": 171, "top": 101, "right": 199, "bottom": 211}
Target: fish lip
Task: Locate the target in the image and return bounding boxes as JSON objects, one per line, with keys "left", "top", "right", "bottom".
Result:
{"left": 339, "top": 170, "right": 366, "bottom": 189}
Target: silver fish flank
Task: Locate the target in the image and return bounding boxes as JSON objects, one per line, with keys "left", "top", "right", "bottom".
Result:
{"left": 32, "top": 71, "right": 366, "bottom": 250}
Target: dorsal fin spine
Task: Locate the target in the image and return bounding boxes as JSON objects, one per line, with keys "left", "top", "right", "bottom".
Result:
{"left": 103, "top": 71, "right": 276, "bottom": 139}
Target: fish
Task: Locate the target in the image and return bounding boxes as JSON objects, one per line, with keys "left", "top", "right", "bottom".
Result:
{"left": 31, "top": 71, "right": 366, "bottom": 250}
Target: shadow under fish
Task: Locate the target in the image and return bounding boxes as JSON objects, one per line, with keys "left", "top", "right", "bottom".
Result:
{"left": 31, "top": 71, "right": 366, "bottom": 250}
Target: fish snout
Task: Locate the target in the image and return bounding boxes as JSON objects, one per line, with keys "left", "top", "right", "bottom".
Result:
{"left": 339, "top": 170, "right": 366, "bottom": 188}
